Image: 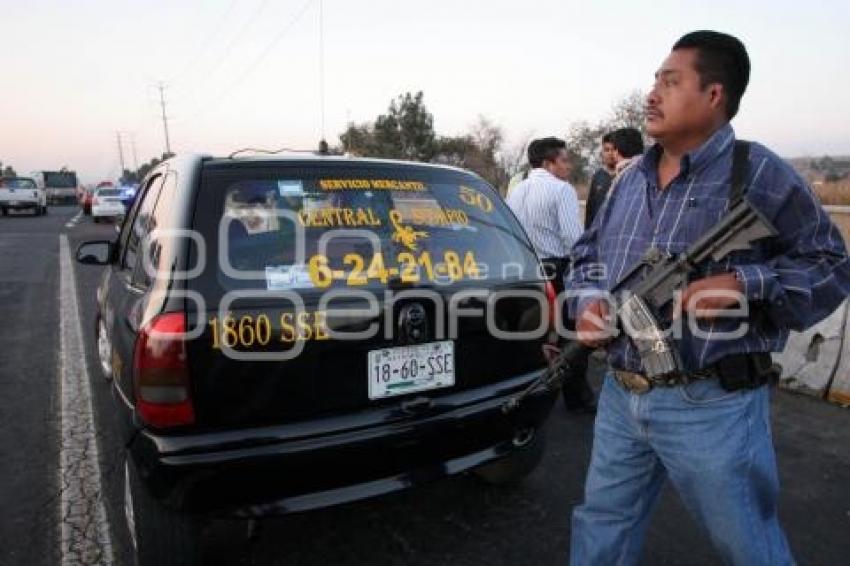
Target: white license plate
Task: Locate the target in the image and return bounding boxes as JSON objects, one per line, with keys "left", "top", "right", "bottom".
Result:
{"left": 367, "top": 341, "right": 455, "bottom": 399}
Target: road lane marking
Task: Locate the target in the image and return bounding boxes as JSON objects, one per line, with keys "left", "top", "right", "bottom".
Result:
{"left": 58, "top": 235, "right": 114, "bottom": 565}
{"left": 65, "top": 211, "right": 83, "bottom": 229}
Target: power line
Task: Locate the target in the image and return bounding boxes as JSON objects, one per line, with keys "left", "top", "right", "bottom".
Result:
{"left": 184, "top": 0, "right": 314, "bottom": 123}
{"left": 184, "top": 0, "right": 272, "bottom": 93}
{"left": 166, "top": 0, "right": 240, "bottom": 85}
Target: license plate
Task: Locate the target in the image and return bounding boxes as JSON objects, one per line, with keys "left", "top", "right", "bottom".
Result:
{"left": 367, "top": 341, "right": 454, "bottom": 399}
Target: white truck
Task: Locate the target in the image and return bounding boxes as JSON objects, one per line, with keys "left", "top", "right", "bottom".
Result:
{"left": 0, "top": 177, "right": 47, "bottom": 216}
{"left": 31, "top": 170, "right": 79, "bottom": 204}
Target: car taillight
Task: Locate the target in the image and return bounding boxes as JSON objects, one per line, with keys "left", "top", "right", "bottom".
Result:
{"left": 92, "top": 197, "right": 99, "bottom": 206}
{"left": 132, "top": 312, "right": 195, "bottom": 428}
{"left": 544, "top": 280, "right": 557, "bottom": 327}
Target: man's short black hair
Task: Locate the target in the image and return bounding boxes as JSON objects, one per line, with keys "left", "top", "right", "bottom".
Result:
{"left": 526, "top": 139, "right": 542, "bottom": 168}
{"left": 673, "top": 30, "right": 750, "bottom": 120}
{"left": 610, "top": 128, "right": 644, "bottom": 158}
{"left": 529, "top": 137, "right": 566, "bottom": 168}
{"left": 602, "top": 132, "right": 614, "bottom": 144}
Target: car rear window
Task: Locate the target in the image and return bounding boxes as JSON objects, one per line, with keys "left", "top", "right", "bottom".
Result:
{"left": 0, "top": 178, "right": 36, "bottom": 189}
{"left": 97, "top": 188, "right": 121, "bottom": 197}
{"left": 194, "top": 163, "right": 539, "bottom": 293}
{"left": 44, "top": 172, "right": 78, "bottom": 188}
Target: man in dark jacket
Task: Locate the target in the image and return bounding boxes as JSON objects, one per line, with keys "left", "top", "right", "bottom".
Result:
{"left": 585, "top": 128, "right": 645, "bottom": 227}
{"left": 584, "top": 133, "right": 617, "bottom": 228}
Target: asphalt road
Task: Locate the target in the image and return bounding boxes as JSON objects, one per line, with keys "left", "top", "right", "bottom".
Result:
{"left": 2, "top": 204, "right": 849, "bottom": 565}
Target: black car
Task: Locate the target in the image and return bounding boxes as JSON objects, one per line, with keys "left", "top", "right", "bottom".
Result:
{"left": 77, "top": 153, "right": 558, "bottom": 565}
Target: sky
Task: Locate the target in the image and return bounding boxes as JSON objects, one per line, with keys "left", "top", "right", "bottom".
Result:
{"left": 1, "top": 0, "right": 849, "bottom": 183}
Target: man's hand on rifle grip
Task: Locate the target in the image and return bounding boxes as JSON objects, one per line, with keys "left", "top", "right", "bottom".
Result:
{"left": 673, "top": 272, "right": 745, "bottom": 321}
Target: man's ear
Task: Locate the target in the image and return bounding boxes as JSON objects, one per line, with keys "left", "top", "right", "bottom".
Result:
{"left": 708, "top": 83, "right": 725, "bottom": 112}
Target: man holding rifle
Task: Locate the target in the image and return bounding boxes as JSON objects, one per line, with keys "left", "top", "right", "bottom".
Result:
{"left": 566, "top": 31, "right": 850, "bottom": 564}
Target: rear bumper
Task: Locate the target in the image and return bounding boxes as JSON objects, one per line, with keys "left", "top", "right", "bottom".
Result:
{"left": 1, "top": 200, "right": 39, "bottom": 209}
{"left": 47, "top": 191, "right": 76, "bottom": 204}
{"left": 92, "top": 205, "right": 125, "bottom": 217}
{"left": 127, "top": 370, "right": 557, "bottom": 517}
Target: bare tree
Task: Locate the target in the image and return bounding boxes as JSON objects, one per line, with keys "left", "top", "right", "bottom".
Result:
{"left": 564, "top": 91, "right": 648, "bottom": 185}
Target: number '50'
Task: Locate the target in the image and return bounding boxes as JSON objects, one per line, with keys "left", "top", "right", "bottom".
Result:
{"left": 458, "top": 186, "right": 493, "bottom": 213}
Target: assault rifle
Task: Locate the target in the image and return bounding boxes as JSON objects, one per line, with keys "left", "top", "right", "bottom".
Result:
{"left": 502, "top": 195, "right": 777, "bottom": 413}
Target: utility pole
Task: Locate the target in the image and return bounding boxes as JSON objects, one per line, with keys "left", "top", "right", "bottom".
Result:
{"left": 130, "top": 133, "right": 139, "bottom": 171}
{"left": 157, "top": 82, "right": 173, "bottom": 156}
{"left": 116, "top": 132, "right": 126, "bottom": 177}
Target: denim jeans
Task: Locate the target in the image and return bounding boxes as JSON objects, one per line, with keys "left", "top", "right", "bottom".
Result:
{"left": 570, "top": 373, "right": 793, "bottom": 565}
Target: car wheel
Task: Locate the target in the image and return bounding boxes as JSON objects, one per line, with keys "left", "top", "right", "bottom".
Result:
{"left": 125, "top": 458, "right": 204, "bottom": 566}
{"left": 94, "top": 217, "right": 100, "bottom": 223}
{"left": 96, "top": 318, "right": 113, "bottom": 381}
{"left": 42, "top": 206, "right": 48, "bottom": 215}
{"left": 473, "top": 427, "right": 547, "bottom": 486}
{"left": 1, "top": 208, "right": 6, "bottom": 216}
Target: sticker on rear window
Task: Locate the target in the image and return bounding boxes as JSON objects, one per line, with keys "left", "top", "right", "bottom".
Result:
{"left": 265, "top": 264, "right": 316, "bottom": 290}
{"left": 278, "top": 180, "right": 304, "bottom": 196}
{"left": 319, "top": 179, "right": 426, "bottom": 191}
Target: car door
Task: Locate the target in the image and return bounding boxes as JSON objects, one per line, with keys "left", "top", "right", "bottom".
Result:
{"left": 106, "top": 171, "right": 166, "bottom": 408}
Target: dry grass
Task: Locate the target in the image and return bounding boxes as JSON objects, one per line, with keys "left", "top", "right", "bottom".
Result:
{"left": 813, "top": 181, "right": 850, "bottom": 206}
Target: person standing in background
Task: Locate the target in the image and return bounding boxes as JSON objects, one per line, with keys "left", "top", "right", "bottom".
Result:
{"left": 585, "top": 128, "right": 646, "bottom": 227}
{"left": 610, "top": 127, "right": 645, "bottom": 175}
{"left": 584, "top": 133, "right": 617, "bottom": 228}
{"left": 507, "top": 137, "right": 595, "bottom": 411}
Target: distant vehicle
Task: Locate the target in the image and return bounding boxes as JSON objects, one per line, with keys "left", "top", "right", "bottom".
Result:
{"left": 31, "top": 170, "right": 80, "bottom": 204}
{"left": 0, "top": 177, "right": 47, "bottom": 216}
{"left": 76, "top": 153, "right": 556, "bottom": 565}
{"left": 90, "top": 187, "right": 125, "bottom": 222}
{"left": 83, "top": 181, "right": 117, "bottom": 214}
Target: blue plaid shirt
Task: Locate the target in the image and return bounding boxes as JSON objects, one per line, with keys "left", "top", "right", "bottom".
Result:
{"left": 567, "top": 123, "right": 850, "bottom": 373}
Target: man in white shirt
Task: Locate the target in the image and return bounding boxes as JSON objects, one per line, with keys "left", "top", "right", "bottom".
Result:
{"left": 506, "top": 137, "right": 594, "bottom": 411}
{"left": 506, "top": 136, "right": 582, "bottom": 291}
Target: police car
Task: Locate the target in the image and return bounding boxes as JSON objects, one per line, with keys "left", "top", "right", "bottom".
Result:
{"left": 91, "top": 187, "right": 126, "bottom": 222}
{"left": 76, "top": 153, "right": 557, "bottom": 565}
